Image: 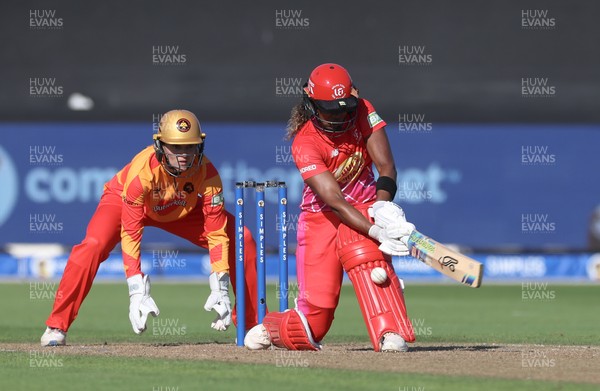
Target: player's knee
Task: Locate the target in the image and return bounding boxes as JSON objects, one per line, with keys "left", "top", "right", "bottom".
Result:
{"left": 70, "top": 236, "right": 109, "bottom": 267}
{"left": 337, "top": 225, "right": 386, "bottom": 270}
{"left": 83, "top": 236, "right": 113, "bottom": 254}
{"left": 338, "top": 237, "right": 384, "bottom": 270}
{"left": 302, "top": 302, "right": 335, "bottom": 342}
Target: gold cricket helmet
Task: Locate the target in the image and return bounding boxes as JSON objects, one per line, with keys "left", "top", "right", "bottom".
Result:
{"left": 153, "top": 109, "right": 206, "bottom": 177}
{"left": 154, "top": 109, "right": 205, "bottom": 144}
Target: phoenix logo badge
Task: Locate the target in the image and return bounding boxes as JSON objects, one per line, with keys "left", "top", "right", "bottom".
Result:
{"left": 176, "top": 118, "right": 191, "bottom": 132}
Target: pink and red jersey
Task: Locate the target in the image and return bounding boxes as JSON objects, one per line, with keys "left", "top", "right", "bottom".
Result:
{"left": 292, "top": 98, "right": 387, "bottom": 212}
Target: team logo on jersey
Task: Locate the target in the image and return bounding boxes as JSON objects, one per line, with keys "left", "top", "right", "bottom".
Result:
{"left": 176, "top": 118, "right": 191, "bottom": 132}
{"left": 368, "top": 112, "right": 383, "bottom": 128}
{"left": 333, "top": 151, "right": 365, "bottom": 184}
{"left": 331, "top": 149, "right": 339, "bottom": 157}
{"left": 183, "top": 182, "right": 194, "bottom": 194}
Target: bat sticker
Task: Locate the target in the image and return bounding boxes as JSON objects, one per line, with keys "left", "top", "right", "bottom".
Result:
{"left": 440, "top": 256, "right": 459, "bottom": 272}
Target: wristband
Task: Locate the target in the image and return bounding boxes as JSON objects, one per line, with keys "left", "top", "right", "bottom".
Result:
{"left": 376, "top": 176, "right": 397, "bottom": 197}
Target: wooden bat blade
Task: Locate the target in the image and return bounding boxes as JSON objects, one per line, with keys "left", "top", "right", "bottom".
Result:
{"left": 406, "top": 230, "right": 484, "bottom": 288}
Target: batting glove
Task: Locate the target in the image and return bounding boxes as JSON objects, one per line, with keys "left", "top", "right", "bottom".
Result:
{"left": 127, "top": 274, "right": 160, "bottom": 334}
{"left": 368, "top": 201, "right": 415, "bottom": 255}
{"left": 369, "top": 201, "right": 407, "bottom": 226}
{"left": 203, "top": 272, "right": 232, "bottom": 331}
{"left": 368, "top": 223, "right": 414, "bottom": 256}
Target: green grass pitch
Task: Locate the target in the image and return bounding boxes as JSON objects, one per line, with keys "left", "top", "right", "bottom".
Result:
{"left": 1, "top": 282, "right": 598, "bottom": 390}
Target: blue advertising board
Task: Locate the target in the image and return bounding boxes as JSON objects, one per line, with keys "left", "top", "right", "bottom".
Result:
{"left": 1, "top": 252, "right": 598, "bottom": 283}
{"left": 1, "top": 123, "right": 599, "bottom": 251}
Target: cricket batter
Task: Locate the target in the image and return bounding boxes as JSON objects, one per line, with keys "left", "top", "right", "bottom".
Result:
{"left": 41, "top": 109, "right": 260, "bottom": 346}
{"left": 244, "top": 63, "right": 416, "bottom": 352}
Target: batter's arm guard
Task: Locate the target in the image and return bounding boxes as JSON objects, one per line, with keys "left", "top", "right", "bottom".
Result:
{"left": 263, "top": 310, "right": 321, "bottom": 351}
{"left": 337, "top": 220, "right": 415, "bottom": 351}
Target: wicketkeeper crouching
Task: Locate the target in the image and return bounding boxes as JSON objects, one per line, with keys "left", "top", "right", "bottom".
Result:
{"left": 41, "top": 110, "right": 261, "bottom": 346}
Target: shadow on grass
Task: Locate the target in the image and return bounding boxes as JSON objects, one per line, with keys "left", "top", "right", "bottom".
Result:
{"left": 149, "top": 341, "right": 231, "bottom": 347}
{"left": 410, "top": 345, "right": 502, "bottom": 352}
{"left": 347, "top": 345, "right": 503, "bottom": 352}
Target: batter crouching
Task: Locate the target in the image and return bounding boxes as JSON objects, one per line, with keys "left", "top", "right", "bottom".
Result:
{"left": 244, "top": 64, "right": 416, "bottom": 352}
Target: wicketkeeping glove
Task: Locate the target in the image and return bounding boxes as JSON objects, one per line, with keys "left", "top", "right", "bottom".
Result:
{"left": 127, "top": 274, "right": 160, "bottom": 334}
{"left": 203, "top": 272, "right": 232, "bottom": 331}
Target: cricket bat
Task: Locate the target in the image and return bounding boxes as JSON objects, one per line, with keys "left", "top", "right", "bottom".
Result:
{"left": 406, "top": 230, "right": 483, "bottom": 288}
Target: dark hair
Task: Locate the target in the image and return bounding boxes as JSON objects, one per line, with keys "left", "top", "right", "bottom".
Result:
{"left": 285, "top": 102, "right": 312, "bottom": 140}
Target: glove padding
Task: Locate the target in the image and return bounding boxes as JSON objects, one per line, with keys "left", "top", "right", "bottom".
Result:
{"left": 203, "top": 272, "right": 232, "bottom": 331}
{"left": 368, "top": 224, "right": 413, "bottom": 256}
{"left": 127, "top": 274, "right": 160, "bottom": 334}
{"left": 368, "top": 201, "right": 415, "bottom": 256}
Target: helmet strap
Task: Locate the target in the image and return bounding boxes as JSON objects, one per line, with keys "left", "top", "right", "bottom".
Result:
{"left": 153, "top": 139, "right": 165, "bottom": 162}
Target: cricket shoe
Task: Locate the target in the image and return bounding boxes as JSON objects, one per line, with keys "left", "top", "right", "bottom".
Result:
{"left": 244, "top": 324, "right": 271, "bottom": 350}
{"left": 41, "top": 327, "right": 67, "bottom": 347}
{"left": 380, "top": 332, "right": 408, "bottom": 352}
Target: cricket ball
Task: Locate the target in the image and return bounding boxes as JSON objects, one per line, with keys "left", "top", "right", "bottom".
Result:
{"left": 370, "top": 267, "right": 388, "bottom": 284}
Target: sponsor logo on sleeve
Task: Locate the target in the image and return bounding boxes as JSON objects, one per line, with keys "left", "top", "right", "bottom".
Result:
{"left": 368, "top": 112, "right": 383, "bottom": 128}
{"left": 299, "top": 164, "right": 317, "bottom": 174}
{"left": 211, "top": 192, "right": 224, "bottom": 206}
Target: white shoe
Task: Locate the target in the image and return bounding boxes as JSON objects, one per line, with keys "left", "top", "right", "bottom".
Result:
{"left": 244, "top": 324, "right": 271, "bottom": 350}
{"left": 381, "top": 332, "right": 408, "bottom": 352}
{"left": 41, "top": 327, "right": 67, "bottom": 347}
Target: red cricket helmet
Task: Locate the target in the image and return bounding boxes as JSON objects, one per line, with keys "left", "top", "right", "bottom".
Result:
{"left": 303, "top": 63, "right": 359, "bottom": 133}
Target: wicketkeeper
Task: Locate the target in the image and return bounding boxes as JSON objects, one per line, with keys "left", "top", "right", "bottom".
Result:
{"left": 244, "top": 64, "right": 416, "bottom": 352}
{"left": 41, "top": 109, "right": 261, "bottom": 346}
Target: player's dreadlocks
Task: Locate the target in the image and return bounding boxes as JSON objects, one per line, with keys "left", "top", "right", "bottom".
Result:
{"left": 285, "top": 102, "right": 311, "bottom": 140}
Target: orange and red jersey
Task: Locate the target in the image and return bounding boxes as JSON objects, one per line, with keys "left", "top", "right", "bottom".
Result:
{"left": 104, "top": 146, "right": 228, "bottom": 277}
{"left": 291, "top": 98, "right": 387, "bottom": 212}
